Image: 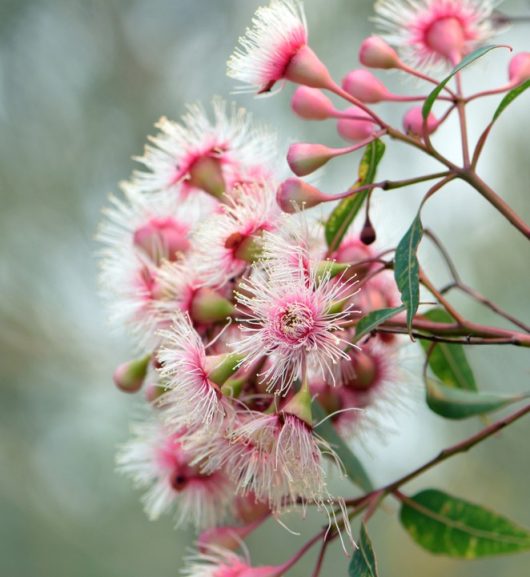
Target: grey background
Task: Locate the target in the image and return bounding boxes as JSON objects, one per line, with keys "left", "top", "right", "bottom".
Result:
{"left": 0, "top": 1, "right": 529, "bottom": 576}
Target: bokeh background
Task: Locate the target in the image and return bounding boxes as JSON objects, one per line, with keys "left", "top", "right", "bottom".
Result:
{"left": 1, "top": 1, "right": 529, "bottom": 576}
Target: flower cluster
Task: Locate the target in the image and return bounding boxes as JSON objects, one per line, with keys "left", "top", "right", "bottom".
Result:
{"left": 98, "top": 0, "right": 530, "bottom": 575}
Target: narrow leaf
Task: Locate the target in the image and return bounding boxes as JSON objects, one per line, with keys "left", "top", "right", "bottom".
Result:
{"left": 423, "top": 45, "right": 505, "bottom": 119}
{"left": 426, "top": 377, "right": 528, "bottom": 420}
{"left": 349, "top": 523, "right": 379, "bottom": 577}
{"left": 313, "top": 401, "right": 373, "bottom": 492}
{"left": 492, "top": 79, "right": 530, "bottom": 122}
{"left": 394, "top": 214, "right": 423, "bottom": 333}
{"left": 400, "top": 488, "right": 530, "bottom": 557}
{"left": 420, "top": 308, "right": 476, "bottom": 391}
{"left": 325, "top": 139, "right": 385, "bottom": 249}
{"left": 355, "top": 306, "right": 405, "bottom": 341}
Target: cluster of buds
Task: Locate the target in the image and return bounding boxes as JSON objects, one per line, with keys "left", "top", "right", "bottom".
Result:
{"left": 98, "top": 0, "right": 530, "bottom": 574}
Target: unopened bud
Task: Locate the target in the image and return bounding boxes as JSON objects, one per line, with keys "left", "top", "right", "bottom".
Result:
{"left": 287, "top": 143, "right": 337, "bottom": 176}
{"left": 360, "top": 215, "right": 376, "bottom": 245}
{"left": 284, "top": 45, "right": 333, "bottom": 89}
{"left": 508, "top": 52, "right": 530, "bottom": 84}
{"left": 198, "top": 521, "right": 263, "bottom": 553}
{"left": 403, "top": 106, "right": 438, "bottom": 137}
{"left": 206, "top": 352, "right": 243, "bottom": 386}
{"left": 190, "top": 287, "right": 234, "bottom": 324}
{"left": 133, "top": 217, "right": 190, "bottom": 264}
{"left": 113, "top": 354, "right": 151, "bottom": 393}
{"left": 188, "top": 155, "right": 226, "bottom": 198}
{"left": 276, "top": 178, "right": 327, "bottom": 212}
{"left": 316, "top": 260, "right": 350, "bottom": 280}
{"left": 291, "top": 86, "right": 335, "bottom": 120}
{"left": 337, "top": 107, "right": 375, "bottom": 142}
{"left": 282, "top": 386, "right": 313, "bottom": 426}
{"left": 145, "top": 382, "right": 168, "bottom": 403}
{"left": 359, "top": 36, "right": 400, "bottom": 69}
{"left": 342, "top": 69, "right": 389, "bottom": 103}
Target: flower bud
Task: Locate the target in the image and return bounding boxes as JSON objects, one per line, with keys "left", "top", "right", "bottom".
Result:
{"left": 360, "top": 215, "right": 376, "bottom": 245}
{"left": 133, "top": 217, "right": 190, "bottom": 264}
{"left": 113, "top": 354, "right": 151, "bottom": 393}
{"left": 337, "top": 107, "right": 375, "bottom": 142}
{"left": 284, "top": 45, "right": 333, "bottom": 89}
{"left": 287, "top": 143, "right": 336, "bottom": 176}
{"left": 359, "top": 36, "right": 400, "bottom": 69}
{"left": 508, "top": 52, "right": 530, "bottom": 84}
{"left": 291, "top": 86, "right": 335, "bottom": 120}
{"left": 403, "top": 106, "right": 438, "bottom": 137}
{"left": 341, "top": 69, "right": 389, "bottom": 103}
{"left": 188, "top": 155, "right": 226, "bottom": 198}
{"left": 205, "top": 352, "right": 244, "bottom": 386}
{"left": 276, "top": 178, "right": 327, "bottom": 212}
{"left": 145, "top": 382, "right": 167, "bottom": 403}
{"left": 190, "top": 287, "right": 234, "bottom": 324}
{"left": 198, "top": 521, "right": 263, "bottom": 553}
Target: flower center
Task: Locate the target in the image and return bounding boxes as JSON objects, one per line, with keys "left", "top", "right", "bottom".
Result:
{"left": 425, "top": 17, "right": 466, "bottom": 62}
{"left": 277, "top": 302, "right": 315, "bottom": 343}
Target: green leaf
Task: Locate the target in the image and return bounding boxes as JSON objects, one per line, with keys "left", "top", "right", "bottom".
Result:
{"left": 355, "top": 306, "right": 405, "bottom": 341}
{"left": 492, "top": 79, "right": 530, "bottom": 122}
{"left": 325, "top": 139, "right": 385, "bottom": 249}
{"left": 349, "top": 523, "right": 379, "bottom": 577}
{"left": 423, "top": 45, "right": 504, "bottom": 119}
{"left": 313, "top": 401, "right": 373, "bottom": 492}
{"left": 400, "top": 488, "right": 530, "bottom": 557}
{"left": 420, "top": 308, "right": 476, "bottom": 391}
{"left": 394, "top": 214, "right": 423, "bottom": 333}
{"left": 426, "top": 378, "right": 529, "bottom": 420}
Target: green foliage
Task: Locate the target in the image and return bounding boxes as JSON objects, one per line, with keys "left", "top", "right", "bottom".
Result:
{"left": 355, "top": 306, "right": 405, "bottom": 341}
{"left": 425, "top": 378, "right": 529, "bottom": 420}
{"left": 313, "top": 401, "right": 373, "bottom": 492}
{"left": 394, "top": 214, "right": 423, "bottom": 333}
{"left": 422, "top": 45, "right": 503, "bottom": 119}
{"left": 325, "top": 140, "right": 385, "bottom": 250}
{"left": 400, "top": 489, "right": 530, "bottom": 557}
{"left": 420, "top": 308, "right": 476, "bottom": 391}
{"left": 492, "top": 79, "right": 530, "bottom": 122}
{"left": 349, "top": 523, "right": 379, "bottom": 577}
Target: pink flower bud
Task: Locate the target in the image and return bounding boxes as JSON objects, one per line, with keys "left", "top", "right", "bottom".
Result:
{"left": 291, "top": 86, "right": 335, "bottom": 120}
{"left": 284, "top": 45, "right": 333, "bottom": 89}
{"left": 198, "top": 521, "right": 263, "bottom": 553}
{"left": 287, "top": 142, "right": 337, "bottom": 176}
{"left": 190, "top": 287, "right": 234, "bottom": 324}
{"left": 337, "top": 107, "right": 375, "bottom": 142}
{"left": 359, "top": 36, "right": 400, "bottom": 69}
{"left": 276, "top": 178, "right": 327, "bottom": 212}
{"left": 133, "top": 217, "right": 190, "bottom": 264}
{"left": 508, "top": 52, "right": 530, "bottom": 84}
{"left": 113, "top": 355, "right": 151, "bottom": 393}
{"left": 144, "top": 382, "right": 167, "bottom": 403}
{"left": 403, "top": 106, "right": 438, "bottom": 137}
{"left": 341, "top": 69, "right": 389, "bottom": 103}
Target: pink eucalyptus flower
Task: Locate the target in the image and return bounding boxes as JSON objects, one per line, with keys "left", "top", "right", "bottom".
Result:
{"left": 133, "top": 98, "right": 277, "bottom": 199}
{"left": 116, "top": 413, "right": 233, "bottom": 528}
{"left": 374, "top": 0, "right": 501, "bottom": 70}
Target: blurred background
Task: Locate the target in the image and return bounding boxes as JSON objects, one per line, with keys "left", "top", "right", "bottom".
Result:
{"left": 1, "top": 0, "right": 529, "bottom": 575}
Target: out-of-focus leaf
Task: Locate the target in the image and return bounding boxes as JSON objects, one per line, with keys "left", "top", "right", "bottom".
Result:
{"left": 349, "top": 523, "right": 378, "bottom": 577}
{"left": 355, "top": 306, "right": 405, "bottom": 341}
{"left": 425, "top": 377, "right": 528, "bottom": 419}
{"left": 325, "top": 139, "right": 385, "bottom": 250}
{"left": 492, "top": 79, "right": 530, "bottom": 122}
{"left": 394, "top": 214, "right": 423, "bottom": 333}
{"left": 400, "top": 489, "right": 530, "bottom": 557}
{"left": 313, "top": 401, "right": 373, "bottom": 492}
{"left": 420, "top": 308, "right": 476, "bottom": 391}
{"left": 423, "top": 45, "right": 503, "bottom": 119}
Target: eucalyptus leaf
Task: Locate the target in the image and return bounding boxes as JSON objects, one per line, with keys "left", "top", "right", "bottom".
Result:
{"left": 394, "top": 214, "right": 423, "bottom": 333}
{"left": 426, "top": 378, "right": 528, "bottom": 420}
{"left": 492, "top": 79, "right": 530, "bottom": 122}
{"left": 355, "top": 306, "right": 405, "bottom": 341}
{"left": 420, "top": 308, "right": 476, "bottom": 391}
{"left": 325, "top": 139, "right": 385, "bottom": 249}
{"left": 400, "top": 489, "right": 530, "bottom": 557}
{"left": 313, "top": 401, "right": 373, "bottom": 491}
{"left": 349, "top": 523, "right": 379, "bottom": 577}
{"left": 423, "top": 45, "right": 504, "bottom": 119}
